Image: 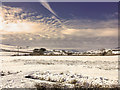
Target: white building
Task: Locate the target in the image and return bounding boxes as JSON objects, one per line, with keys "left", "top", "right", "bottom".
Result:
{"left": 112, "top": 49, "right": 120, "bottom": 55}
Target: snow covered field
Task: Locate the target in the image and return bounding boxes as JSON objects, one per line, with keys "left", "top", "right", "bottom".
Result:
{"left": 0, "top": 56, "right": 119, "bottom": 88}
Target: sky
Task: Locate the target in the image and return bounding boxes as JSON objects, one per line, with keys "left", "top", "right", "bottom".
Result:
{"left": 0, "top": 2, "right": 118, "bottom": 51}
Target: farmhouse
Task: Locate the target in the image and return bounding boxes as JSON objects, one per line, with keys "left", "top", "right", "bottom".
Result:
{"left": 112, "top": 49, "right": 120, "bottom": 55}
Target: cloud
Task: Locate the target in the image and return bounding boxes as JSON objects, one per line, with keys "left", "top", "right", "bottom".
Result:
{"left": 64, "top": 19, "right": 118, "bottom": 29}
{"left": 1, "top": 4, "right": 118, "bottom": 50}
{"left": 2, "top": 5, "right": 118, "bottom": 40}
{"left": 2, "top": 21, "right": 65, "bottom": 39}
{"left": 104, "top": 12, "right": 118, "bottom": 19}
{"left": 2, "top": 5, "right": 118, "bottom": 36}
{"left": 61, "top": 28, "right": 118, "bottom": 37}
{"left": 1, "top": 5, "right": 64, "bottom": 39}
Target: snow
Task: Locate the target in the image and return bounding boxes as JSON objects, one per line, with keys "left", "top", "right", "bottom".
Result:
{"left": 0, "top": 56, "right": 119, "bottom": 88}
{"left": 0, "top": 44, "right": 33, "bottom": 53}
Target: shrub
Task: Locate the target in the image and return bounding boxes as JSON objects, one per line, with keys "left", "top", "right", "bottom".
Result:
{"left": 69, "top": 79, "right": 78, "bottom": 84}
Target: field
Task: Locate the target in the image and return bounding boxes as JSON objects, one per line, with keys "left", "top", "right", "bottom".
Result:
{"left": 0, "top": 56, "right": 119, "bottom": 88}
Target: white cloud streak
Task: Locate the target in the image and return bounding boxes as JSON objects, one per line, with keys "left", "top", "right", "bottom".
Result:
{"left": 40, "top": 0, "right": 58, "bottom": 17}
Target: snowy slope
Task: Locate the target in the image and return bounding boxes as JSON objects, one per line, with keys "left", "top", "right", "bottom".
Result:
{"left": 0, "top": 44, "right": 33, "bottom": 56}
{"left": 0, "top": 56, "right": 119, "bottom": 88}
